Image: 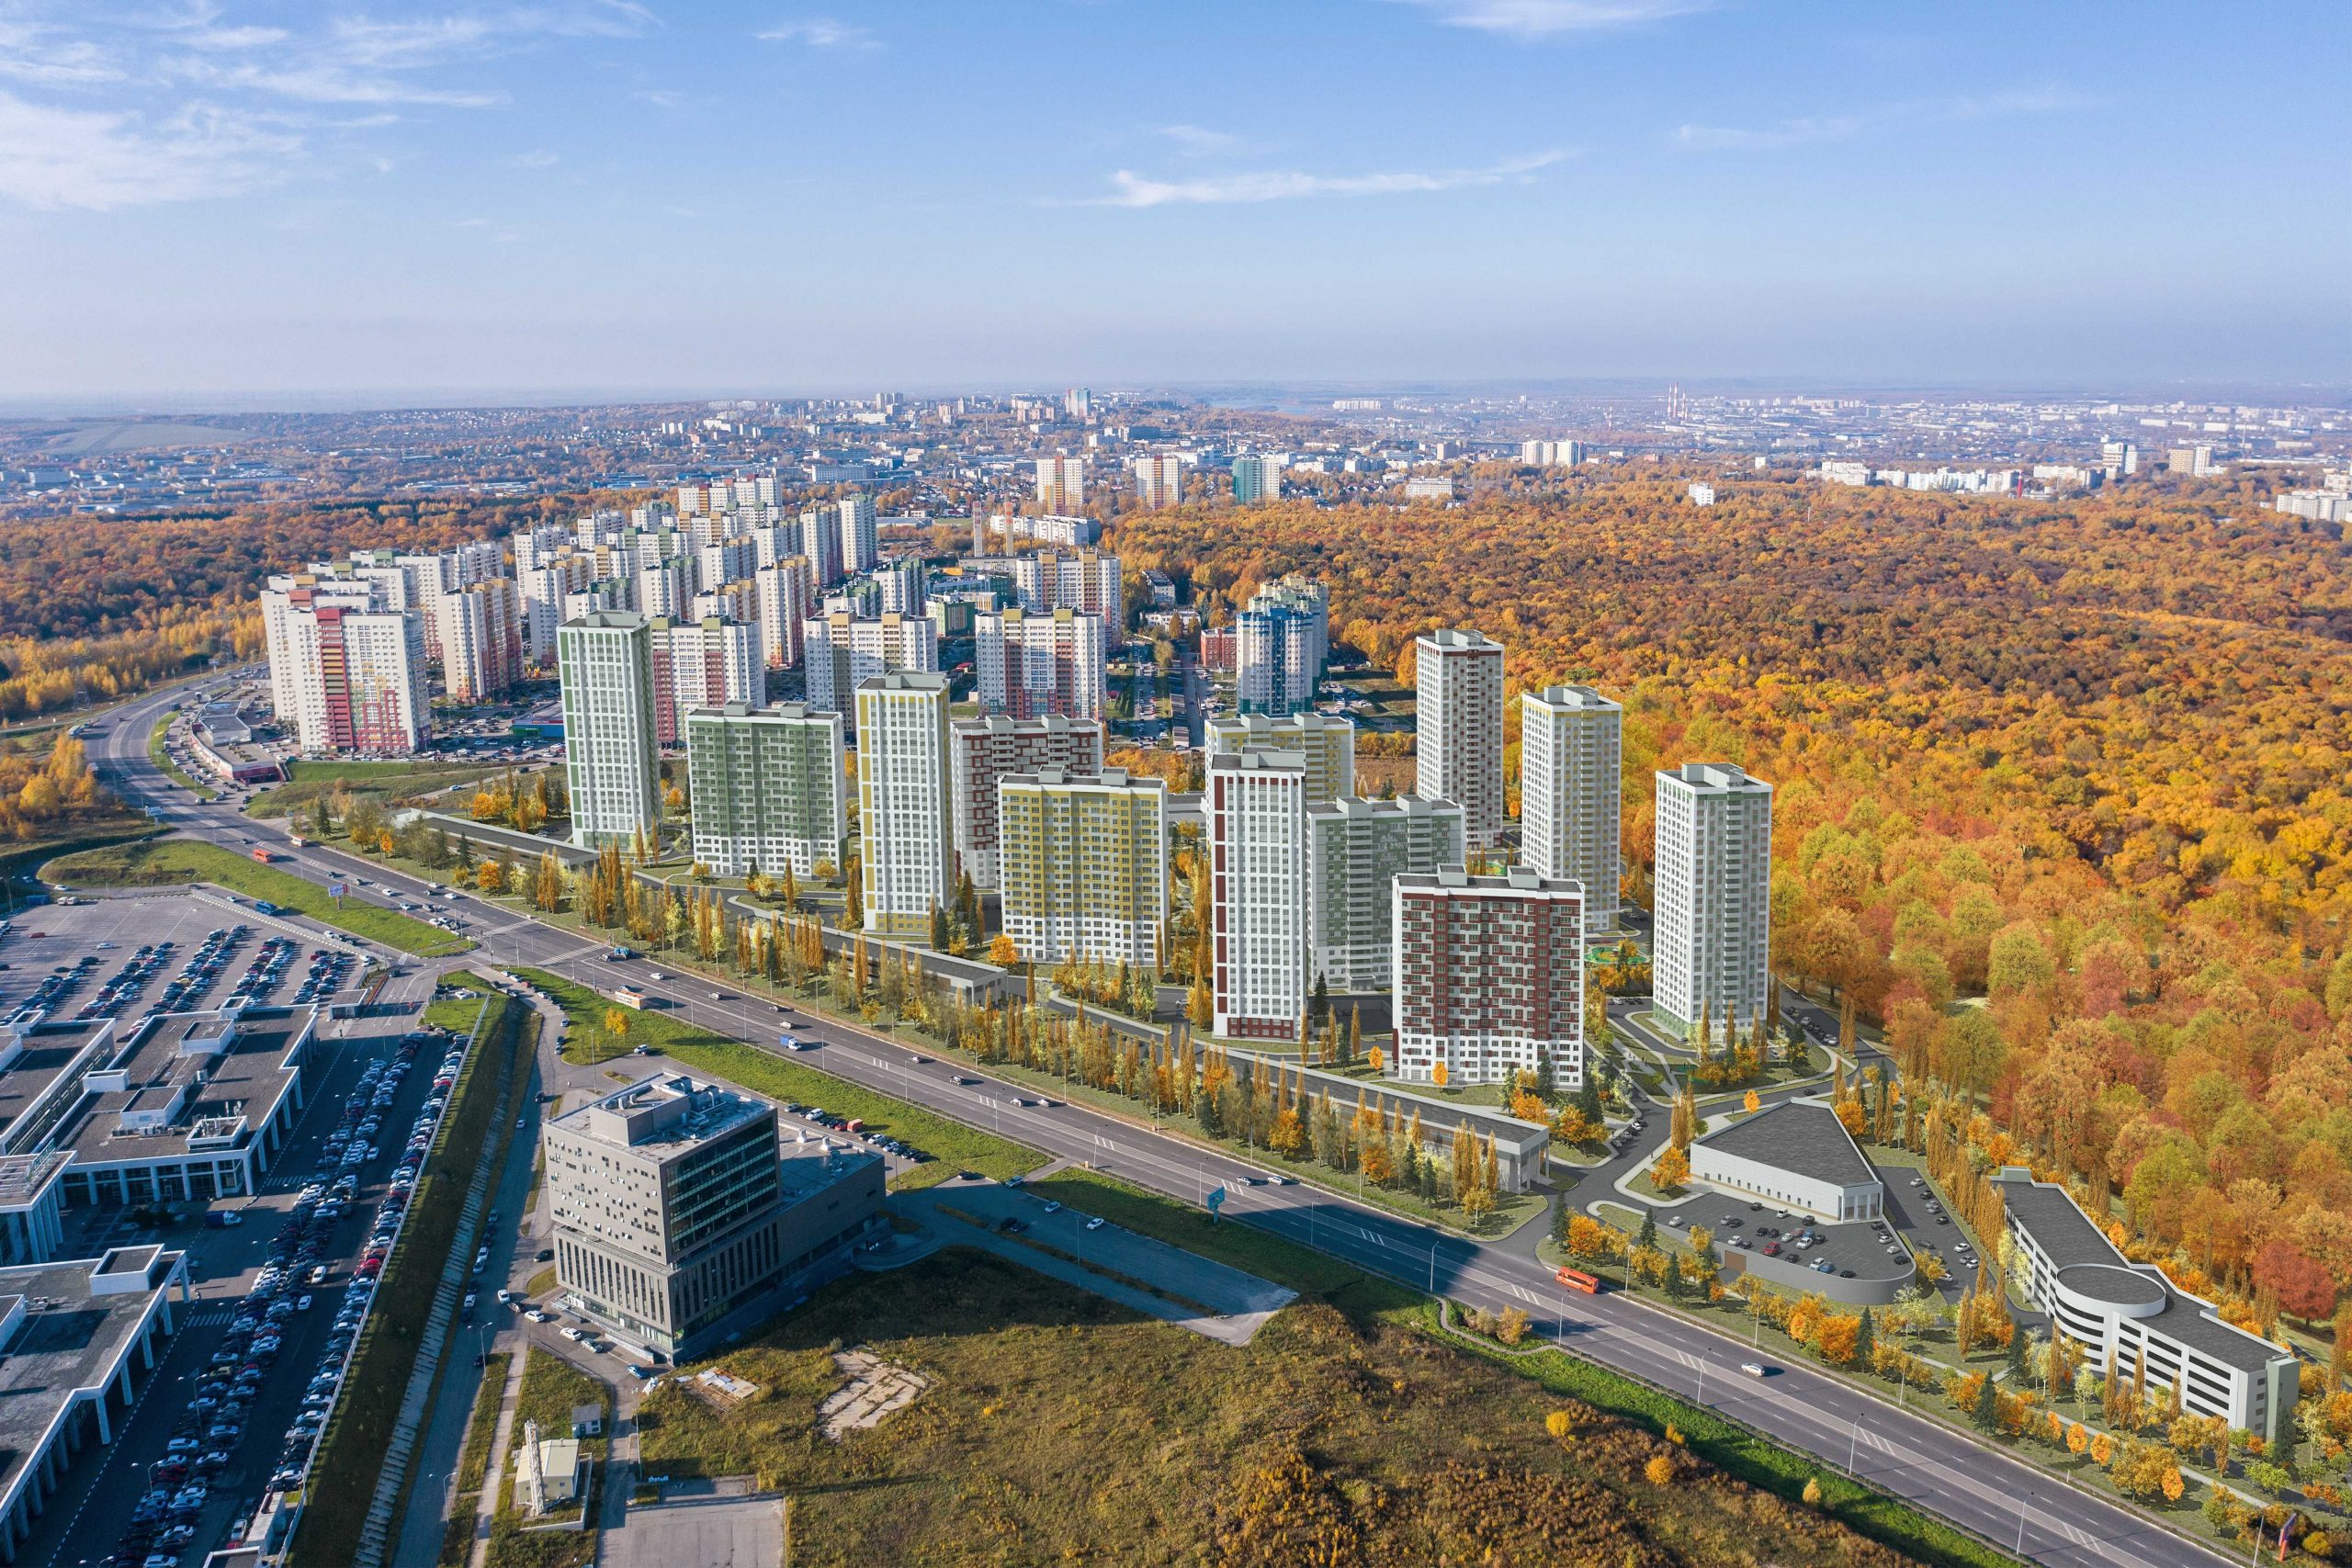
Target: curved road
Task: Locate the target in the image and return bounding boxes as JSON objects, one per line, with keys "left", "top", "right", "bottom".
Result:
{"left": 86, "top": 674, "right": 2220, "bottom": 1568}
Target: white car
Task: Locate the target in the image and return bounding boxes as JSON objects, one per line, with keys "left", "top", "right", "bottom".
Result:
{"left": 1740, "top": 1360, "right": 1770, "bottom": 1378}
{"left": 1084, "top": 1216, "right": 1105, "bottom": 1231}
{"left": 526, "top": 1308, "right": 550, "bottom": 1323}
{"left": 560, "top": 1325, "right": 584, "bottom": 1341}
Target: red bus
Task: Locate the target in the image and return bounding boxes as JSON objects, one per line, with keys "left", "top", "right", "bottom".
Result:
{"left": 1555, "top": 1266, "right": 1603, "bottom": 1295}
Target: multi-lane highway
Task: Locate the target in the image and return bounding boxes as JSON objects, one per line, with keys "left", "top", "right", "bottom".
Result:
{"left": 85, "top": 674, "right": 2221, "bottom": 1568}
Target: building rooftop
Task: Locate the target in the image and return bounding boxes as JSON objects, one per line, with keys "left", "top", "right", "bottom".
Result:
{"left": 1420, "top": 628, "right": 1500, "bottom": 649}
{"left": 1994, "top": 1169, "right": 2289, "bottom": 1375}
{"left": 1310, "top": 795, "right": 1460, "bottom": 823}
{"left": 556, "top": 1074, "right": 772, "bottom": 1158}
{"left": 566, "top": 609, "right": 646, "bottom": 631}
{"left": 0, "top": 1021, "right": 114, "bottom": 1150}
{"left": 47, "top": 1007, "right": 311, "bottom": 1169}
{"left": 1526, "top": 683, "right": 1621, "bottom": 711}
{"left": 1693, "top": 1099, "right": 1877, "bottom": 1191}
{"left": 1398, "top": 865, "right": 1581, "bottom": 898}
{"left": 0, "top": 1251, "right": 186, "bottom": 1510}
{"left": 1210, "top": 712, "right": 1350, "bottom": 740}
{"left": 953, "top": 713, "right": 1099, "bottom": 738}
{"left": 1660, "top": 761, "right": 1771, "bottom": 794}
{"left": 860, "top": 670, "right": 947, "bottom": 694}
{"left": 1209, "top": 748, "right": 1306, "bottom": 776}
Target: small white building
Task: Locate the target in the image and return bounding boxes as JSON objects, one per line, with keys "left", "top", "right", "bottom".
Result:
{"left": 1688, "top": 1099, "right": 1883, "bottom": 1222}
{"left": 1994, "top": 1168, "right": 2299, "bottom": 1447}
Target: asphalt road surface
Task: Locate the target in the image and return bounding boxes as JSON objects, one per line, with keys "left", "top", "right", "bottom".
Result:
{"left": 82, "top": 673, "right": 2222, "bottom": 1568}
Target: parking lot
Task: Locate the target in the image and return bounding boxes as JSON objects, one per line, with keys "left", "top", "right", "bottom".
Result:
{"left": 1678, "top": 1201, "right": 1917, "bottom": 1290}
{"left": 0, "top": 895, "right": 366, "bottom": 1032}
{"left": 1885, "top": 1167, "right": 1976, "bottom": 1298}
{"left": 12, "top": 960, "right": 448, "bottom": 1568}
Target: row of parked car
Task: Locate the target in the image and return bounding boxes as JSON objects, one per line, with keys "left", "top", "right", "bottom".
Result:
{"left": 9, "top": 950, "right": 104, "bottom": 1024}
{"left": 226, "top": 936, "right": 304, "bottom": 1006}
{"left": 155, "top": 926, "right": 251, "bottom": 1013}
{"left": 289, "top": 948, "right": 353, "bottom": 1007}
{"left": 73, "top": 940, "right": 175, "bottom": 1022}
{"left": 785, "top": 1102, "right": 929, "bottom": 1164}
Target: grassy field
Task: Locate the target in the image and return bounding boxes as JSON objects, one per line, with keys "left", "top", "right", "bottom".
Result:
{"left": 41, "top": 837, "right": 473, "bottom": 956}
{"left": 631, "top": 1247, "right": 1947, "bottom": 1568}
{"left": 485, "top": 1348, "right": 608, "bottom": 1568}
{"left": 1022, "top": 1168, "right": 1374, "bottom": 1298}
{"left": 424, "top": 982, "right": 497, "bottom": 1034}
{"left": 293, "top": 987, "right": 530, "bottom": 1568}
{"left": 439, "top": 1350, "right": 514, "bottom": 1568}
{"left": 514, "top": 968, "right": 1045, "bottom": 1190}
{"left": 250, "top": 760, "right": 513, "bottom": 821}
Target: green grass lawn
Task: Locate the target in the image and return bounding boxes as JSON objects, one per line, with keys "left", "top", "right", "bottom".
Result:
{"left": 514, "top": 968, "right": 1043, "bottom": 1190}
{"left": 40, "top": 838, "right": 473, "bottom": 957}
{"left": 486, "top": 1348, "right": 607, "bottom": 1568}
{"left": 424, "top": 986, "right": 495, "bottom": 1035}
{"left": 249, "top": 761, "right": 516, "bottom": 821}
{"left": 440, "top": 1350, "right": 514, "bottom": 1568}
{"left": 628, "top": 1247, "right": 1959, "bottom": 1568}
{"left": 1020, "top": 1168, "right": 1381, "bottom": 1299}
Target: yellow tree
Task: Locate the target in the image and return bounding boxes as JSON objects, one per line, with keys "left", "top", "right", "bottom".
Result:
{"left": 600, "top": 1007, "right": 632, "bottom": 1064}
{"left": 1650, "top": 1145, "right": 1690, "bottom": 1190}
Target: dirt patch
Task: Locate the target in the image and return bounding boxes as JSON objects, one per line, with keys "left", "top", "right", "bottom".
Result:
{"left": 816, "top": 1350, "right": 930, "bottom": 1440}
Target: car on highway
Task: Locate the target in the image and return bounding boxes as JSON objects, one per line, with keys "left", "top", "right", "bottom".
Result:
{"left": 1084, "top": 1216, "right": 1105, "bottom": 1231}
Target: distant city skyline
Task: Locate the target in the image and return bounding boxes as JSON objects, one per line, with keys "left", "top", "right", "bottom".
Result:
{"left": 2, "top": 0, "right": 2346, "bottom": 399}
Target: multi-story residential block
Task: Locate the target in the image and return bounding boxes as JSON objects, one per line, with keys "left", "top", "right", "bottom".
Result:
{"left": 684, "top": 702, "right": 845, "bottom": 877}
{"left": 1207, "top": 712, "right": 1355, "bottom": 804}
{"left": 997, "top": 767, "right": 1166, "bottom": 968}
{"left": 988, "top": 513, "right": 1101, "bottom": 548}
{"left": 521, "top": 554, "right": 595, "bottom": 665}
{"left": 1653, "top": 762, "right": 1773, "bottom": 1039}
{"left": 1208, "top": 750, "right": 1308, "bottom": 1041}
{"left": 545, "top": 1075, "right": 883, "bottom": 1359}
{"left": 264, "top": 579, "right": 430, "bottom": 756}
{"left": 802, "top": 611, "right": 939, "bottom": 717}
{"left": 1144, "top": 569, "right": 1177, "bottom": 608}
{"left": 949, "top": 715, "right": 1104, "bottom": 886}
{"left": 261, "top": 572, "right": 376, "bottom": 728}
{"left": 876, "top": 558, "right": 925, "bottom": 615}
{"left": 857, "top": 671, "right": 954, "bottom": 940}
{"left": 1519, "top": 439, "right": 1584, "bottom": 468}
{"left": 1306, "top": 795, "right": 1464, "bottom": 992}
{"left": 1416, "top": 628, "right": 1505, "bottom": 848}
{"left": 697, "top": 536, "right": 758, "bottom": 591}
{"left": 1200, "top": 626, "right": 1237, "bottom": 675}
{"left": 1392, "top": 866, "right": 1584, "bottom": 1089}
{"left": 433, "top": 578, "right": 525, "bottom": 703}
{"left": 1236, "top": 575, "right": 1328, "bottom": 716}
{"left": 1520, "top": 683, "right": 1622, "bottom": 936}
{"left": 1012, "top": 550, "right": 1122, "bottom": 619}
{"left": 648, "top": 615, "right": 762, "bottom": 747}
{"left": 1035, "top": 456, "right": 1086, "bottom": 513}
{"left": 975, "top": 607, "right": 1105, "bottom": 720}
{"left": 1132, "top": 453, "right": 1185, "bottom": 509}
{"left": 838, "top": 495, "right": 880, "bottom": 576}
{"left": 559, "top": 610, "right": 662, "bottom": 849}
{"left": 1231, "top": 453, "right": 1280, "bottom": 503}
{"left": 800, "top": 505, "right": 845, "bottom": 586}
{"left": 1995, "top": 1168, "right": 2298, "bottom": 1446}
{"left": 637, "top": 555, "right": 692, "bottom": 619}
{"left": 754, "top": 558, "right": 814, "bottom": 669}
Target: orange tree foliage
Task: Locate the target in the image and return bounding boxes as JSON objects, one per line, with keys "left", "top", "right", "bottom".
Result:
{"left": 1114, "top": 481, "right": 2352, "bottom": 1305}
{"left": 0, "top": 496, "right": 577, "bottom": 719}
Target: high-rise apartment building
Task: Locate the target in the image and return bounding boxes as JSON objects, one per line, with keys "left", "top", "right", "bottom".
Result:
{"left": 545, "top": 1075, "right": 883, "bottom": 1359}
{"left": 949, "top": 715, "right": 1104, "bottom": 887}
{"left": 975, "top": 607, "right": 1105, "bottom": 720}
{"left": 1231, "top": 454, "right": 1280, "bottom": 503}
{"left": 1306, "top": 795, "right": 1464, "bottom": 992}
{"left": 559, "top": 610, "right": 662, "bottom": 849}
{"left": 1519, "top": 439, "right": 1585, "bottom": 468}
{"left": 262, "top": 573, "right": 376, "bottom": 727}
{"left": 433, "top": 578, "right": 525, "bottom": 703}
{"left": 268, "top": 587, "right": 431, "bottom": 757}
{"left": 802, "top": 611, "right": 939, "bottom": 717}
{"left": 1235, "top": 575, "right": 1328, "bottom": 717}
{"left": 521, "top": 555, "right": 595, "bottom": 666}
{"left": 1653, "top": 762, "right": 1773, "bottom": 1040}
{"left": 1132, "top": 454, "right": 1185, "bottom": 510}
{"left": 697, "top": 537, "right": 757, "bottom": 592}
{"left": 838, "top": 495, "right": 879, "bottom": 576}
{"left": 1012, "top": 550, "right": 1122, "bottom": 619}
{"left": 1207, "top": 713, "right": 1355, "bottom": 805}
{"left": 1035, "top": 456, "right": 1086, "bottom": 513}
{"left": 1393, "top": 866, "right": 1585, "bottom": 1089}
{"left": 856, "top": 672, "right": 954, "bottom": 940}
{"left": 648, "top": 615, "right": 762, "bottom": 747}
{"left": 875, "top": 558, "right": 925, "bottom": 615}
{"left": 1416, "top": 629, "right": 1505, "bottom": 847}
{"left": 800, "top": 505, "right": 845, "bottom": 586}
{"left": 754, "top": 558, "right": 814, "bottom": 669}
{"left": 683, "top": 702, "right": 846, "bottom": 877}
{"left": 637, "top": 555, "right": 692, "bottom": 620}
{"left": 1207, "top": 750, "right": 1308, "bottom": 1041}
{"left": 1521, "top": 683, "right": 1621, "bottom": 936}
{"left": 997, "top": 767, "right": 1166, "bottom": 968}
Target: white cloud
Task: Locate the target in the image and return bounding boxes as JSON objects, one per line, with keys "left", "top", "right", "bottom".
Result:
{"left": 757, "top": 17, "right": 878, "bottom": 49}
{"left": 633, "top": 88, "right": 682, "bottom": 107}
{"left": 1159, "top": 124, "right": 1245, "bottom": 157}
{"left": 509, "top": 148, "right": 560, "bottom": 167}
{"left": 1398, "top": 0, "right": 1710, "bottom": 39}
{"left": 0, "top": 89, "right": 299, "bottom": 209}
{"left": 1083, "top": 150, "right": 1567, "bottom": 208}
{"left": 0, "top": 17, "right": 127, "bottom": 85}
{"left": 1675, "top": 85, "right": 2091, "bottom": 152}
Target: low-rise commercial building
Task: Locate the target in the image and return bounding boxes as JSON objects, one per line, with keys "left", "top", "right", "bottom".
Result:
{"left": 1994, "top": 1168, "right": 2299, "bottom": 1447}
{"left": 1688, "top": 1098, "right": 1883, "bottom": 1222}
{"left": 546, "top": 1075, "right": 884, "bottom": 1359}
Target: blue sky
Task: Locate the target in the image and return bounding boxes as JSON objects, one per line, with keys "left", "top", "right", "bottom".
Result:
{"left": 1, "top": 1, "right": 2346, "bottom": 403}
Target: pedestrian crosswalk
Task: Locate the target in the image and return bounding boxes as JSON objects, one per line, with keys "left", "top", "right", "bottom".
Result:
{"left": 189, "top": 1304, "right": 237, "bottom": 1326}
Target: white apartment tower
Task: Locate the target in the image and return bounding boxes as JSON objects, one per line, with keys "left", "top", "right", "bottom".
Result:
{"left": 1415, "top": 629, "right": 1505, "bottom": 847}
{"left": 1013, "top": 551, "right": 1122, "bottom": 619}
{"left": 1653, "top": 762, "right": 1773, "bottom": 1040}
{"left": 266, "top": 585, "right": 430, "bottom": 757}
{"left": 800, "top": 506, "right": 845, "bottom": 587}
{"left": 975, "top": 607, "right": 1106, "bottom": 721}
{"left": 559, "top": 611, "right": 662, "bottom": 850}
{"left": 1132, "top": 454, "right": 1184, "bottom": 510}
{"left": 649, "top": 615, "right": 762, "bottom": 748}
{"left": 1521, "top": 683, "right": 1622, "bottom": 936}
{"left": 433, "top": 578, "right": 525, "bottom": 703}
{"left": 856, "top": 672, "right": 955, "bottom": 941}
{"left": 1207, "top": 750, "right": 1309, "bottom": 1041}
{"left": 838, "top": 495, "right": 880, "bottom": 576}
{"left": 1207, "top": 713, "right": 1355, "bottom": 806}
{"left": 803, "top": 612, "right": 939, "bottom": 717}
{"left": 755, "top": 558, "right": 814, "bottom": 669}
